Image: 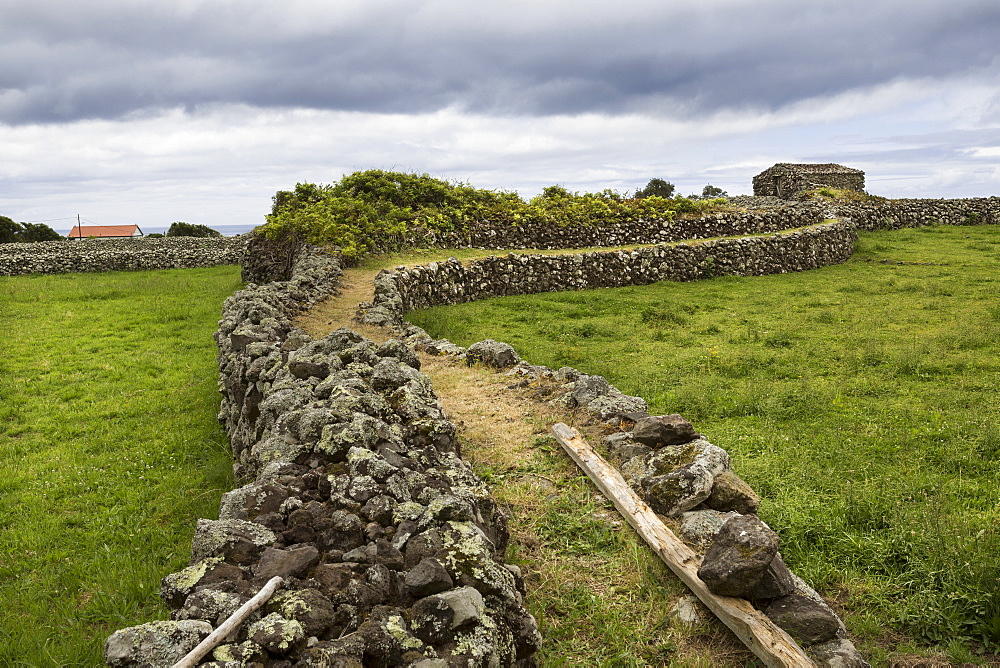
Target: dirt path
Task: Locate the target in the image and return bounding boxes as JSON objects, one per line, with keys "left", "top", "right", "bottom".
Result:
{"left": 290, "top": 263, "right": 754, "bottom": 664}
{"left": 294, "top": 265, "right": 571, "bottom": 486}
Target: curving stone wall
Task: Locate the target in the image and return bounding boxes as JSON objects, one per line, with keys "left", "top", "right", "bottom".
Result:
{"left": 389, "top": 196, "right": 999, "bottom": 253}
{"left": 360, "top": 221, "right": 856, "bottom": 327}
{"left": 381, "top": 325, "right": 868, "bottom": 666}
{"left": 101, "top": 196, "right": 997, "bottom": 665}
{"left": 0, "top": 236, "right": 248, "bottom": 276}
{"left": 105, "top": 244, "right": 541, "bottom": 667}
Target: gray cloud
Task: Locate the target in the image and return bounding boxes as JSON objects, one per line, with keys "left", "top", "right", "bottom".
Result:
{"left": 2, "top": 0, "right": 999, "bottom": 124}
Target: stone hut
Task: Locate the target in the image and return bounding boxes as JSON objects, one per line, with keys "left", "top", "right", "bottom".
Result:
{"left": 753, "top": 163, "right": 865, "bottom": 198}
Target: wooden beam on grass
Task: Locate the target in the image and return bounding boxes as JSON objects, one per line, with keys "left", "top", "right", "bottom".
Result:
{"left": 551, "top": 423, "right": 815, "bottom": 668}
{"left": 172, "top": 575, "right": 284, "bottom": 668}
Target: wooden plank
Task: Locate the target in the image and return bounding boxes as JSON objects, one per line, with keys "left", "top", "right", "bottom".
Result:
{"left": 172, "top": 575, "right": 284, "bottom": 668}
{"left": 551, "top": 423, "right": 815, "bottom": 668}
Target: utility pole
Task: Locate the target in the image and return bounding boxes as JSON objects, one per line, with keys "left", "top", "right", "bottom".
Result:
{"left": 76, "top": 213, "right": 81, "bottom": 239}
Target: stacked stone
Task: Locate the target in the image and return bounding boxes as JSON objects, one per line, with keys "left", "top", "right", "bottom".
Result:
{"left": 833, "top": 197, "right": 1000, "bottom": 231}
{"left": 605, "top": 416, "right": 867, "bottom": 666}
{"left": 106, "top": 246, "right": 540, "bottom": 666}
{"left": 381, "top": 327, "right": 868, "bottom": 667}
{"left": 444, "top": 203, "right": 827, "bottom": 250}
{"left": 0, "top": 235, "right": 248, "bottom": 276}
{"left": 358, "top": 222, "right": 856, "bottom": 325}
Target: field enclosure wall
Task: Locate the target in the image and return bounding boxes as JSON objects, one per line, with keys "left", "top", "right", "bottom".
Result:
{"left": 102, "top": 194, "right": 997, "bottom": 665}
{"left": 449, "top": 196, "right": 1000, "bottom": 251}
{"left": 451, "top": 201, "right": 827, "bottom": 249}
{"left": 105, "top": 239, "right": 542, "bottom": 666}
{"left": 0, "top": 236, "right": 247, "bottom": 276}
{"left": 362, "top": 221, "right": 856, "bottom": 326}
{"left": 834, "top": 196, "right": 1000, "bottom": 230}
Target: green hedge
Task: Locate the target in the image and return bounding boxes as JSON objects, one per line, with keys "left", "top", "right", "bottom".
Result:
{"left": 259, "top": 170, "right": 730, "bottom": 263}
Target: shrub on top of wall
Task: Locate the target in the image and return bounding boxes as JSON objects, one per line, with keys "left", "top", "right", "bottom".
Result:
{"left": 258, "top": 170, "right": 732, "bottom": 263}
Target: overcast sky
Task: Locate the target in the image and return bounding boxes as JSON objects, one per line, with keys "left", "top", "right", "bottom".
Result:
{"left": 2, "top": 0, "right": 999, "bottom": 232}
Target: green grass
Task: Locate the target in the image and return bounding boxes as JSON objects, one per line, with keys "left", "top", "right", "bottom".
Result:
{"left": 407, "top": 225, "right": 1000, "bottom": 662}
{"left": 0, "top": 266, "right": 240, "bottom": 665}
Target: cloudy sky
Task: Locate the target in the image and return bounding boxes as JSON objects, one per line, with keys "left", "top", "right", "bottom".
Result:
{"left": 2, "top": 0, "right": 999, "bottom": 233}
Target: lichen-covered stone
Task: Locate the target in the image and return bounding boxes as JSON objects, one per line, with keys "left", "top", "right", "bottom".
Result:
{"left": 631, "top": 414, "right": 699, "bottom": 447}
{"left": 268, "top": 588, "right": 338, "bottom": 639}
{"left": 189, "top": 519, "right": 277, "bottom": 565}
{"left": 247, "top": 612, "right": 306, "bottom": 655}
{"left": 219, "top": 482, "right": 289, "bottom": 521}
{"left": 705, "top": 470, "right": 761, "bottom": 515}
{"left": 1, "top": 236, "right": 247, "bottom": 277}
{"left": 643, "top": 462, "right": 715, "bottom": 516}
{"left": 160, "top": 556, "right": 226, "bottom": 607}
{"left": 317, "top": 414, "right": 386, "bottom": 458}
{"left": 174, "top": 587, "right": 247, "bottom": 626}
{"left": 104, "top": 619, "right": 213, "bottom": 667}
{"left": 604, "top": 432, "right": 650, "bottom": 462}
{"left": 376, "top": 338, "right": 421, "bottom": 370}
{"left": 465, "top": 339, "right": 521, "bottom": 369}
{"left": 211, "top": 639, "right": 266, "bottom": 664}
{"left": 585, "top": 392, "right": 649, "bottom": 421}
{"left": 697, "top": 514, "right": 780, "bottom": 597}
{"left": 809, "top": 638, "right": 871, "bottom": 667}
{"left": 678, "top": 509, "right": 741, "bottom": 549}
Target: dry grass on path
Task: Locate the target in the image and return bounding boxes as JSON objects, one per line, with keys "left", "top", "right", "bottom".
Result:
{"left": 294, "top": 264, "right": 754, "bottom": 666}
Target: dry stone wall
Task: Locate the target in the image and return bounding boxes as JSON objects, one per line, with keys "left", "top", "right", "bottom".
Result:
{"left": 366, "top": 332, "right": 867, "bottom": 666}
{"left": 360, "top": 221, "right": 855, "bottom": 327}
{"left": 101, "top": 196, "right": 997, "bottom": 666}
{"left": 106, "top": 244, "right": 541, "bottom": 667}
{"left": 832, "top": 196, "right": 1000, "bottom": 230}
{"left": 429, "top": 196, "right": 999, "bottom": 251}
{"left": 0, "top": 236, "right": 248, "bottom": 276}
{"left": 432, "top": 202, "right": 828, "bottom": 250}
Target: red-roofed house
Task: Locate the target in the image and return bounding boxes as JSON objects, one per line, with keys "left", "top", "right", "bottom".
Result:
{"left": 67, "top": 224, "right": 144, "bottom": 240}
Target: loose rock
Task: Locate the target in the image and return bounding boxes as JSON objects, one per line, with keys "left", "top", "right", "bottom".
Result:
{"left": 697, "top": 515, "right": 780, "bottom": 597}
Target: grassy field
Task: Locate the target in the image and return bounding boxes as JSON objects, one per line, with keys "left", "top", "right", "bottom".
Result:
{"left": 0, "top": 266, "right": 239, "bottom": 665}
{"left": 407, "top": 224, "right": 1000, "bottom": 665}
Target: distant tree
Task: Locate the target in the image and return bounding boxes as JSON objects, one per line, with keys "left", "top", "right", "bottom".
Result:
{"left": 18, "top": 222, "right": 61, "bottom": 242}
{"left": 166, "top": 221, "right": 222, "bottom": 237}
{"left": 0, "top": 216, "right": 61, "bottom": 243}
{"left": 146, "top": 232, "right": 165, "bottom": 238}
{"left": 0, "top": 216, "right": 19, "bottom": 243}
{"left": 635, "top": 178, "right": 676, "bottom": 199}
{"left": 701, "top": 184, "right": 728, "bottom": 198}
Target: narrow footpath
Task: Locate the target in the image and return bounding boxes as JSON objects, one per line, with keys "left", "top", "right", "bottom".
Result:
{"left": 292, "top": 263, "right": 755, "bottom": 665}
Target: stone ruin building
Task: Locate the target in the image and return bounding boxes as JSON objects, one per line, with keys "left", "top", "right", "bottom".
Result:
{"left": 753, "top": 163, "right": 865, "bottom": 199}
